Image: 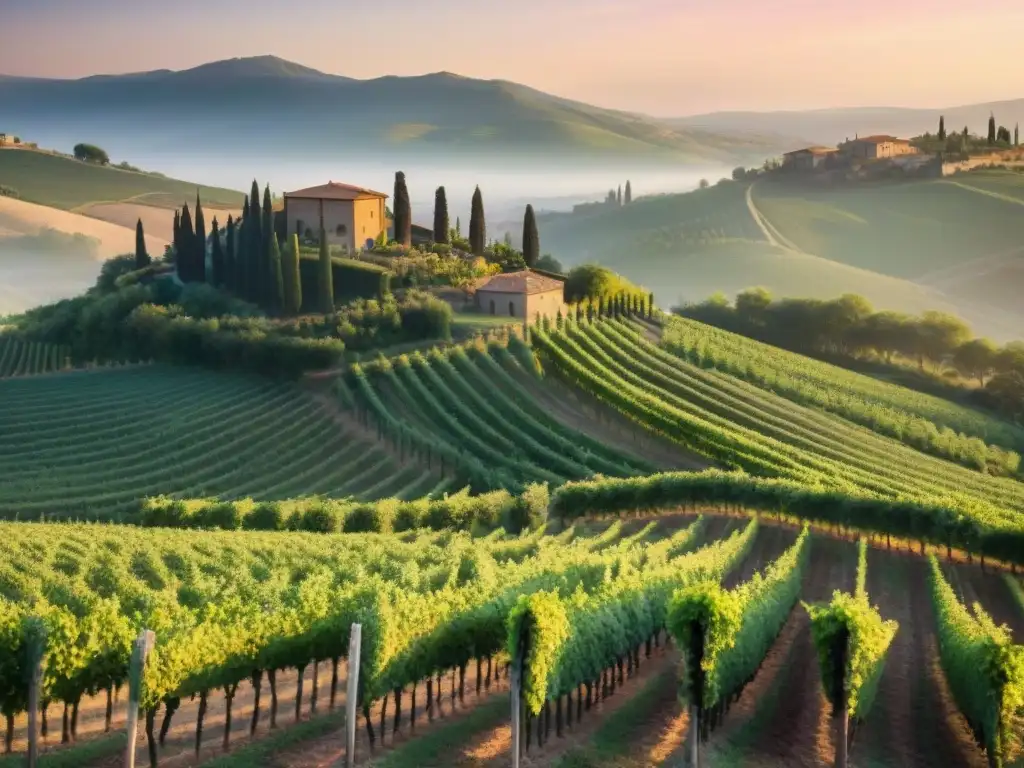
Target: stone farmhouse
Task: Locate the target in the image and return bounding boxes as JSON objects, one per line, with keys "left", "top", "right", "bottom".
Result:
{"left": 283, "top": 181, "right": 388, "bottom": 253}
{"left": 473, "top": 270, "right": 566, "bottom": 324}
{"left": 839, "top": 135, "right": 918, "bottom": 159}
{"left": 782, "top": 135, "right": 919, "bottom": 170}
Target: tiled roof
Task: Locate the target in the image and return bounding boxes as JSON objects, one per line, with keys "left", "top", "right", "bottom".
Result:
{"left": 848, "top": 135, "right": 910, "bottom": 144}
{"left": 474, "top": 270, "right": 565, "bottom": 295}
{"left": 784, "top": 146, "right": 838, "bottom": 156}
{"left": 285, "top": 181, "right": 388, "bottom": 201}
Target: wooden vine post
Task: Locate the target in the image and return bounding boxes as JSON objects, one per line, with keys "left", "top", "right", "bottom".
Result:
{"left": 345, "top": 623, "right": 362, "bottom": 768}
{"left": 833, "top": 626, "right": 850, "bottom": 768}
{"left": 125, "top": 630, "right": 155, "bottom": 768}
{"left": 25, "top": 618, "right": 47, "bottom": 768}
{"left": 510, "top": 621, "right": 527, "bottom": 768}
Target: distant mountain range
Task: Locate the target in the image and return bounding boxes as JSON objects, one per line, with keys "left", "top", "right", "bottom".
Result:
{"left": 671, "top": 99, "right": 1024, "bottom": 148}
{"left": 0, "top": 56, "right": 789, "bottom": 167}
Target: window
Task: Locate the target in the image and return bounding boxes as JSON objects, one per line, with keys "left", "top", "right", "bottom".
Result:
{"left": 489, "top": 300, "right": 495, "bottom": 316}
{"left": 304, "top": 227, "right": 313, "bottom": 240}
{"left": 370, "top": 210, "right": 374, "bottom": 219}
{"left": 335, "top": 224, "right": 348, "bottom": 237}
{"left": 509, "top": 301, "right": 515, "bottom": 317}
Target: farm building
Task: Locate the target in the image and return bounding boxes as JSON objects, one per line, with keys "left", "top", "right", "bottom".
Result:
{"left": 283, "top": 181, "right": 388, "bottom": 253}
{"left": 782, "top": 146, "right": 839, "bottom": 170}
{"left": 839, "top": 135, "right": 918, "bottom": 159}
{"left": 473, "top": 270, "right": 566, "bottom": 323}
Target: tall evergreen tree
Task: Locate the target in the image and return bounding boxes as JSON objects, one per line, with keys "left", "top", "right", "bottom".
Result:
{"left": 988, "top": 113, "right": 997, "bottom": 144}
{"left": 938, "top": 115, "right": 946, "bottom": 140}
{"left": 268, "top": 231, "right": 284, "bottom": 312}
{"left": 250, "top": 180, "right": 262, "bottom": 225}
{"left": 245, "top": 182, "right": 263, "bottom": 304}
{"left": 469, "top": 186, "right": 486, "bottom": 256}
{"left": 455, "top": 216, "right": 461, "bottom": 238}
{"left": 1016, "top": 123, "right": 1020, "bottom": 147}
{"left": 282, "top": 234, "right": 303, "bottom": 315}
{"left": 193, "top": 195, "right": 207, "bottom": 283}
{"left": 172, "top": 209, "right": 182, "bottom": 273}
{"left": 262, "top": 185, "right": 275, "bottom": 307}
{"left": 393, "top": 171, "right": 412, "bottom": 247}
{"left": 625, "top": 181, "right": 632, "bottom": 204}
{"left": 318, "top": 228, "right": 334, "bottom": 313}
{"left": 135, "top": 218, "right": 150, "bottom": 269}
{"left": 616, "top": 185, "right": 622, "bottom": 206}
{"left": 178, "top": 203, "right": 194, "bottom": 280}
{"left": 522, "top": 204, "right": 539, "bottom": 268}
{"left": 210, "top": 218, "right": 224, "bottom": 287}
{"left": 242, "top": 195, "right": 250, "bottom": 222}
{"left": 224, "top": 215, "right": 236, "bottom": 292}
{"left": 433, "top": 186, "right": 450, "bottom": 244}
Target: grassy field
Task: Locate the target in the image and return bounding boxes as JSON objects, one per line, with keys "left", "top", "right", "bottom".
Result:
{"left": 751, "top": 175, "right": 1024, "bottom": 281}
{"left": 537, "top": 181, "right": 993, "bottom": 323}
{"left": 0, "top": 365, "right": 443, "bottom": 518}
{"left": 0, "top": 148, "right": 244, "bottom": 211}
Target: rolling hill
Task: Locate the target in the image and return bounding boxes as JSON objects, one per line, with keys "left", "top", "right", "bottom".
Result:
{"left": 537, "top": 174, "right": 1024, "bottom": 340}
{"left": 670, "top": 97, "right": 1024, "bottom": 148}
{"left": 0, "top": 55, "right": 790, "bottom": 167}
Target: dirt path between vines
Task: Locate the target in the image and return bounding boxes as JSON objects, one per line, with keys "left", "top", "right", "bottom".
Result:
{"left": 850, "top": 550, "right": 988, "bottom": 768}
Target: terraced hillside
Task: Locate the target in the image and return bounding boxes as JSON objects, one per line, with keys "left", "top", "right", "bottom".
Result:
{"left": 662, "top": 314, "right": 1024, "bottom": 472}
{"left": 530, "top": 317, "right": 1024, "bottom": 539}
{"left": 0, "top": 365, "right": 442, "bottom": 519}
{"left": 340, "top": 341, "right": 658, "bottom": 491}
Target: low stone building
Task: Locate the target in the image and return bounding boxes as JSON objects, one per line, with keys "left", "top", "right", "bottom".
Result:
{"left": 839, "top": 135, "right": 918, "bottom": 160}
{"left": 284, "top": 181, "right": 388, "bottom": 253}
{"left": 473, "top": 270, "right": 565, "bottom": 323}
{"left": 782, "top": 146, "right": 838, "bottom": 170}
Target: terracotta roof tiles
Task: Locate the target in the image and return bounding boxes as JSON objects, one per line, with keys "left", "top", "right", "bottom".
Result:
{"left": 474, "top": 270, "right": 565, "bottom": 295}
{"left": 285, "top": 181, "right": 388, "bottom": 201}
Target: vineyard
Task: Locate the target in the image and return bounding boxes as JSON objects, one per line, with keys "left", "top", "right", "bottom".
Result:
{"left": 661, "top": 314, "right": 1024, "bottom": 473}
{"left": 338, "top": 339, "right": 655, "bottom": 492}
{"left": 0, "top": 338, "right": 71, "bottom": 378}
{"left": 2, "top": 299, "right": 1024, "bottom": 766}
{"left": 0, "top": 366, "right": 443, "bottom": 519}
{"left": 2, "top": 509, "right": 1022, "bottom": 768}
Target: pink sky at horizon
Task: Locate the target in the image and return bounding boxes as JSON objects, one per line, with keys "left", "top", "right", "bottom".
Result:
{"left": 2, "top": 0, "right": 1023, "bottom": 115}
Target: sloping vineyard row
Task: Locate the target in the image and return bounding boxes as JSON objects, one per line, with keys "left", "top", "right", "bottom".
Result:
{"left": 660, "top": 313, "right": 1024, "bottom": 468}
{"left": 600, "top": 317, "right": 1024, "bottom": 508}
{"left": 0, "top": 367, "right": 428, "bottom": 519}
{"left": 0, "top": 337, "right": 71, "bottom": 378}
{"left": 340, "top": 339, "right": 650, "bottom": 493}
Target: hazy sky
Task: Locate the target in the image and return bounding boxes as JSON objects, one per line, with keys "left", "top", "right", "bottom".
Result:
{"left": 3, "top": 0, "right": 1023, "bottom": 115}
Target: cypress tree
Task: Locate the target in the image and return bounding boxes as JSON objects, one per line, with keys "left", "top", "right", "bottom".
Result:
{"left": 135, "top": 218, "right": 150, "bottom": 269}
{"left": 625, "top": 181, "right": 632, "bottom": 204}
{"left": 283, "top": 234, "right": 303, "bottom": 315}
{"left": 393, "top": 171, "right": 411, "bottom": 247}
{"left": 262, "top": 185, "right": 275, "bottom": 306}
{"left": 318, "top": 228, "right": 334, "bottom": 313}
{"left": 210, "top": 218, "right": 224, "bottom": 287}
{"left": 433, "top": 186, "right": 450, "bottom": 244}
{"left": 1016, "top": 124, "right": 1020, "bottom": 146}
{"left": 988, "top": 113, "right": 996, "bottom": 144}
{"left": 455, "top": 216, "right": 461, "bottom": 238}
{"left": 616, "top": 185, "right": 622, "bottom": 206}
{"left": 242, "top": 195, "right": 250, "bottom": 222}
{"left": 246, "top": 182, "right": 263, "bottom": 304}
{"left": 224, "top": 215, "right": 236, "bottom": 292}
{"left": 193, "top": 195, "right": 207, "bottom": 283}
{"left": 648, "top": 291, "right": 655, "bottom": 317}
{"left": 250, "top": 180, "right": 262, "bottom": 225}
{"left": 938, "top": 115, "right": 946, "bottom": 141}
{"left": 469, "top": 186, "right": 486, "bottom": 256}
{"left": 522, "top": 204, "right": 539, "bottom": 268}
{"left": 268, "top": 232, "right": 284, "bottom": 313}
{"left": 179, "top": 203, "right": 194, "bottom": 280}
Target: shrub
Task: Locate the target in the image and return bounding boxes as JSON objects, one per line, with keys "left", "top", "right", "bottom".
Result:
{"left": 299, "top": 500, "right": 343, "bottom": 532}
{"left": 0, "top": 185, "right": 18, "bottom": 199}
{"left": 197, "top": 501, "right": 243, "bottom": 530}
{"left": 244, "top": 501, "right": 286, "bottom": 530}
{"left": 342, "top": 500, "right": 396, "bottom": 533}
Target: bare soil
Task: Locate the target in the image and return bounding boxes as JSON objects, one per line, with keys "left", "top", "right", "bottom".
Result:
{"left": 850, "top": 550, "right": 988, "bottom": 768}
